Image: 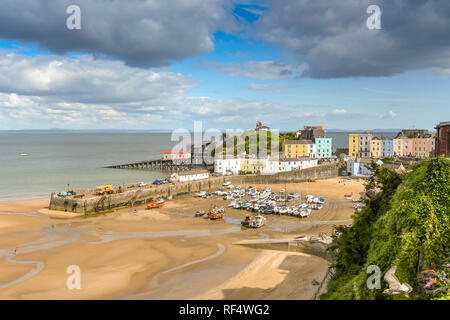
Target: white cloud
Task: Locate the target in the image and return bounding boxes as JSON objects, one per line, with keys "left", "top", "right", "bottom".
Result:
{"left": 331, "top": 109, "right": 347, "bottom": 115}
{"left": 377, "top": 110, "right": 399, "bottom": 119}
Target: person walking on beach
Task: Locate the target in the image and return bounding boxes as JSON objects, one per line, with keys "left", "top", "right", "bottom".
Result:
{"left": 14, "top": 247, "right": 18, "bottom": 255}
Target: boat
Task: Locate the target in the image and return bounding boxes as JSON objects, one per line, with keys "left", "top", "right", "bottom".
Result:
{"left": 195, "top": 210, "right": 206, "bottom": 217}
{"left": 19, "top": 152, "right": 29, "bottom": 156}
{"left": 223, "top": 181, "right": 231, "bottom": 186}
{"left": 352, "top": 198, "right": 362, "bottom": 202}
{"left": 299, "top": 208, "right": 312, "bottom": 217}
{"left": 207, "top": 207, "right": 225, "bottom": 220}
{"left": 195, "top": 191, "right": 206, "bottom": 197}
{"left": 146, "top": 199, "right": 165, "bottom": 209}
{"left": 344, "top": 194, "right": 353, "bottom": 199}
{"left": 241, "top": 214, "right": 253, "bottom": 226}
{"left": 249, "top": 215, "right": 266, "bottom": 228}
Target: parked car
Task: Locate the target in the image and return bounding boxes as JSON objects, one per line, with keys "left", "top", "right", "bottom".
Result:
{"left": 153, "top": 180, "right": 163, "bottom": 185}
{"left": 138, "top": 182, "right": 147, "bottom": 187}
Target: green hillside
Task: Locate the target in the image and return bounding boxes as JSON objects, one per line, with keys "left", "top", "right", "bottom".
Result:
{"left": 321, "top": 157, "right": 449, "bottom": 300}
{"left": 207, "top": 130, "right": 301, "bottom": 157}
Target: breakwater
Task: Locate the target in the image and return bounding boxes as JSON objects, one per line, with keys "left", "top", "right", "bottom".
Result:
{"left": 49, "top": 176, "right": 227, "bottom": 214}
{"left": 49, "top": 163, "right": 341, "bottom": 214}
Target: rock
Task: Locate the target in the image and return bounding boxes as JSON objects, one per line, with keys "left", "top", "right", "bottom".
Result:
{"left": 312, "top": 280, "right": 320, "bottom": 286}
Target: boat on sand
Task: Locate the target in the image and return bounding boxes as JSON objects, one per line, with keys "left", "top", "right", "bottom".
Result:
{"left": 248, "top": 215, "right": 266, "bottom": 228}
{"left": 146, "top": 199, "right": 165, "bottom": 209}
{"left": 207, "top": 206, "right": 225, "bottom": 219}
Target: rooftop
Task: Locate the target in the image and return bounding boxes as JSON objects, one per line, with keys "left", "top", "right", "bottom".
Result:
{"left": 284, "top": 139, "right": 314, "bottom": 145}
{"left": 163, "top": 151, "right": 190, "bottom": 154}
{"left": 435, "top": 121, "right": 450, "bottom": 129}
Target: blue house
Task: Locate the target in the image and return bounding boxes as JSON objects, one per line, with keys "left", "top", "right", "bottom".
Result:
{"left": 315, "top": 137, "right": 332, "bottom": 158}
{"left": 347, "top": 159, "right": 383, "bottom": 177}
{"left": 381, "top": 138, "right": 394, "bottom": 157}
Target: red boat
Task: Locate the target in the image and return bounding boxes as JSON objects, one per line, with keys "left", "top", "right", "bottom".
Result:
{"left": 207, "top": 207, "right": 225, "bottom": 219}
{"left": 147, "top": 199, "right": 165, "bottom": 209}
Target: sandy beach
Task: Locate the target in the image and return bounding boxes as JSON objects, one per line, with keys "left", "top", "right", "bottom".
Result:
{"left": 0, "top": 177, "right": 365, "bottom": 300}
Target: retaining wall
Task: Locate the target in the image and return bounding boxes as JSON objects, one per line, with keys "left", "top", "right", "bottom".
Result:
{"left": 49, "top": 176, "right": 227, "bottom": 214}
{"left": 49, "top": 163, "right": 341, "bottom": 214}
{"left": 232, "top": 163, "right": 340, "bottom": 185}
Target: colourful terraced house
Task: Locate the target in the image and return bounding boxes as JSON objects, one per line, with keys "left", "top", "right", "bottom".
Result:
{"left": 315, "top": 137, "right": 332, "bottom": 159}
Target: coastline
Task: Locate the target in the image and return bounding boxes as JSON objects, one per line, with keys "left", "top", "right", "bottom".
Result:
{"left": 0, "top": 178, "right": 364, "bottom": 299}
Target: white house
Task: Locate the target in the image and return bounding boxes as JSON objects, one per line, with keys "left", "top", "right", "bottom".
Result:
{"left": 171, "top": 169, "right": 209, "bottom": 182}
{"left": 214, "top": 157, "right": 242, "bottom": 175}
{"left": 308, "top": 144, "right": 316, "bottom": 158}
{"left": 265, "top": 157, "right": 319, "bottom": 174}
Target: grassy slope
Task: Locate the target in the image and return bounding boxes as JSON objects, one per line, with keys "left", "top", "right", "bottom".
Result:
{"left": 321, "top": 157, "right": 449, "bottom": 300}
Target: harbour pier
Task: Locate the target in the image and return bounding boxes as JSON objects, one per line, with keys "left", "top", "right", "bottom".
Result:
{"left": 104, "top": 159, "right": 200, "bottom": 171}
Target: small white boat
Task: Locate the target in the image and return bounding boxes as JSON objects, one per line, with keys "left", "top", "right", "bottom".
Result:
{"left": 299, "top": 209, "right": 312, "bottom": 217}
{"left": 248, "top": 215, "right": 266, "bottom": 228}
{"left": 195, "top": 191, "right": 206, "bottom": 197}
{"left": 223, "top": 181, "right": 231, "bottom": 186}
{"left": 19, "top": 152, "right": 29, "bottom": 156}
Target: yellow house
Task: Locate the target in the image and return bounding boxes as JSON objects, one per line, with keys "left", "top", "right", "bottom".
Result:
{"left": 348, "top": 134, "right": 359, "bottom": 158}
{"left": 370, "top": 138, "right": 382, "bottom": 158}
{"left": 240, "top": 158, "right": 266, "bottom": 173}
{"left": 283, "top": 140, "right": 312, "bottom": 158}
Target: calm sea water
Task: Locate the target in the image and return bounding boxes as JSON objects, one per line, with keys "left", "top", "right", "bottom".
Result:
{"left": 0, "top": 133, "right": 177, "bottom": 202}
{"left": 0, "top": 131, "right": 398, "bottom": 202}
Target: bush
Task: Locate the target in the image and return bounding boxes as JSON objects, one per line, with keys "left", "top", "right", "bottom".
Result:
{"left": 321, "top": 157, "right": 449, "bottom": 300}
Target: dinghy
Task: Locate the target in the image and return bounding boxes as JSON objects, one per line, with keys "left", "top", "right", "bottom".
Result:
{"left": 147, "top": 199, "right": 165, "bottom": 209}
{"left": 249, "top": 215, "right": 266, "bottom": 228}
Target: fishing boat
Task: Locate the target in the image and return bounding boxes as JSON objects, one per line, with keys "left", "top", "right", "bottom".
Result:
{"left": 249, "top": 215, "right": 266, "bottom": 228}
{"left": 146, "top": 199, "right": 165, "bottom": 209}
{"left": 207, "top": 206, "right": 225, "bottom": 219}
{"left": 195, "top": 191, "right": 206, "bottom": 197}
{"left": 241, "top": 214, "right": 253, "bottom": 226}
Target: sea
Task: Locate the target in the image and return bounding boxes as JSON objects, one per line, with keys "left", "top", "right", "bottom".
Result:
{"left": 0, "top": 131, "right": 399, "bottom": 202}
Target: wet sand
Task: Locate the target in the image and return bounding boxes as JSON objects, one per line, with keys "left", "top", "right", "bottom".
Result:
{"left": 0, "top": 178, "right": 365, "bottom": 300}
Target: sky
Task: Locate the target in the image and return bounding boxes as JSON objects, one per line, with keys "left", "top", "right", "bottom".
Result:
{"left": 0, "top": 0, "right": 449, "bottom": 131}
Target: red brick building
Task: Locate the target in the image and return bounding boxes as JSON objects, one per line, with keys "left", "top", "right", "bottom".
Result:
{"left": 435, "top": 121, "right": 450, "bottom": 157}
